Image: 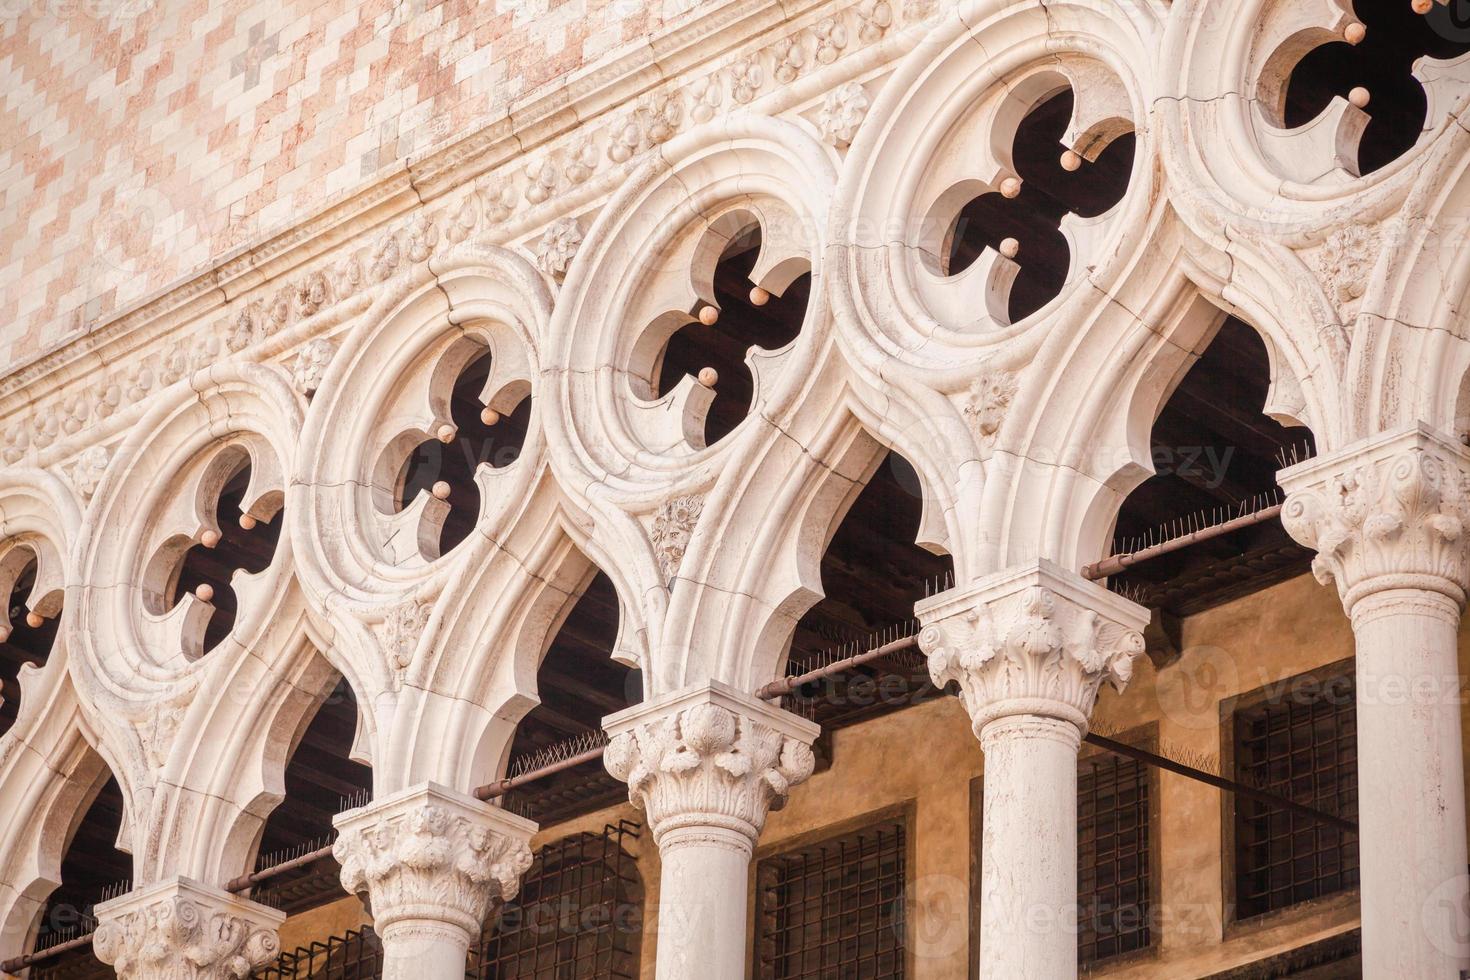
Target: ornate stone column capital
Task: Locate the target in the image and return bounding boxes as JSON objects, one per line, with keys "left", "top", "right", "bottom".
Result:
{"left": 602, "top": 681, "right": 819, "bottom": 852}
{"left": 1279, "top": 424, "right": 1470, "bottom": 615}
{"left": 915, "top": 559, "right": 1148, "bottom": 738}
{"left": 92, "top": 877, "right": 284, "bottom": 980}
{"left": 331, "top": 782, "right": 535, "bottom": 944}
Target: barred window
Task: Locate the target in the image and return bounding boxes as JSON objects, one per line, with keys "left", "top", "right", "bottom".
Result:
{"left": 253, "top": 927, "right": 383, "bottom": 980}
{"left": 754, "top": 820, "right": 906, "bottom": 979}
{"left": 1232, "top": 669, "right": 1358, "bottom": 919}
{"left": 1078, "top": 752, "right": 1152, "bottom": 967}
{"left": 469, "top": 819, "right": 643, "bottom": 979}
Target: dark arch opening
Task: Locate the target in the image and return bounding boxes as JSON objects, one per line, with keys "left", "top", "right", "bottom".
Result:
{"left": 502, "top": 572, "right": 637, "bottom": 826}
{"left": 251, "top": 677, "right": 372, "bottom": 915}
{"left": 31, "top": 775, "right": 128, "bottom": 964}
{"left": 782, "top": 450, "right": 955, "bottom": 730}
{"left": 1108, "top": 315, "right": 1317, "bottom": 646}
{"left": 1, "top": 549, "right": 57, "bottom": 739}
{"left": 1284, "top": 0, "right": 1470, "bottom": 174}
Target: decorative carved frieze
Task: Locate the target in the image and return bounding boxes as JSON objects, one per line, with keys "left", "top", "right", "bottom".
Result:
{"left": 603, "top": 681, "right": 818, "bottom": 849}
{"left": 333, "top": 783, "right": 536, "bottom": 941}
{"left": 916, "top": 560, "right": 1147, "bottom": 736}
{"left": 92, "top": 877, "right": 284, "bottom": 980}
{"left": 1280, "top": 425, "right": 1470, "bottom": 612}
{"left": 960, "top": 369, "right": 1017, "bottom": 447}
{"left": 534, "top": 218, "right": 584, "bottom": 278}
{"left": 68, "top": 445, "right": 111, "bottom": 501}
{"left": 290, "top": 339, "right": 337, "bottom": 396}
{"left": 816, "top": 82, "right": 870, "bottom": 147}
{"left": 651, "top": 493, "right": 704, "bottom": 583}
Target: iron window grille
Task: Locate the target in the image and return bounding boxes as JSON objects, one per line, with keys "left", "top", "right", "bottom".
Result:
{"left": 468, "top": 819, "right": 643, "bottom": 979}
{"left": 252, "top": 927, "right": 384, "bottom": 980}
{"left": 754, "top": 819, "right": 906, "bottom": 979}
{"left": 1231, "top": 668, "right": 1358, "bottom": 920}
{"left": 1077, "top": 751, "right": 1152, "bottom": 967}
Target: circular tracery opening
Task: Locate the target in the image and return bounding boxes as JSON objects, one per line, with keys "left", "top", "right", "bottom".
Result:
{"left": 143, "top": 452, "right": 282, "bottom": 658}
{"left": 1279, "top": 0, "right": 1470, "bottom": 174}
{"left": 942, "top": 89, "right": 1135, "bottom": 323}
{"left": 1, "top": 546, "right": 55, "bottom": 738}
{"left": 394, "top": 345, "right": 531, "bottom": 555}
{"left": 652, "top": 223, "right": 811, "bottom": 446}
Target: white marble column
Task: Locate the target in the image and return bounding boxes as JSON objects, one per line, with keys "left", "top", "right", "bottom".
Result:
{"left": 916, "top": 559, "right": 1147, "bottom": 980}
{"left": 332, "top": 782, "right": 535, "bottom": 980}
{"left": 1280, "top": 424, "right": 1470, "bottom": 978}
{"left": 92, "top": 876, "right": 285, "bottom": 980}
{"left": 602, "top": 680, "right": 818, "bottom": 980}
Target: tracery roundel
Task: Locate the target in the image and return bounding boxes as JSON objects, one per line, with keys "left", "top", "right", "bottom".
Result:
{"left": 828, "top": 0, "right": 1154, "bottom": 373}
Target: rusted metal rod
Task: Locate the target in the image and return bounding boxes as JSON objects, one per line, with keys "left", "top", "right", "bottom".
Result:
{"left": 224, "top": 843, "right": 336, "bottom": 894}
{"left": 1082, "top": 503, "right": 1283, "bottom": 581}
{"left": 474, "top": 744, "right": 610, "bottom": 801}
{"left": 756, "top": 634, "right": 921, "bottom": 699}
{"left": 1, "top": 932, "right": 96, "bottom": 974}
{"left": 1085, "top": 733, "right": 1355, "bottom": 833}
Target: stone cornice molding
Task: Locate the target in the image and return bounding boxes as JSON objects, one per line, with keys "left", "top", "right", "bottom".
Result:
{"left": 331, "top": 783, "right": 536, "bottom": 942}
{"left": 915, "top": 559, "right": 1148, "bottom": 738}
{"left": 1279, "top": 423, "right": 1470, "bottom": 614}
{"left": 91, "top": 877, "right": 284, "bottom": 980}
{"left": 602, "top": 681, "right": 819, "bottom": 850}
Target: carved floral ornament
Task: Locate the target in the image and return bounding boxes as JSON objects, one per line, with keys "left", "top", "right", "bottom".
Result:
{"left": 1279, "top": 426, "right": 1470, "bottom": 612}
{"left": 603, "top": 683, "right": 818, "bottom": 846}
{"left": 333, "top": 784, "right": 535, "bottom": 939}
{"left": 92, "top": 878, "right": 284, "bottom": 980}
{"left": 916, "top": 561, "right": 1148, "bottom": 736}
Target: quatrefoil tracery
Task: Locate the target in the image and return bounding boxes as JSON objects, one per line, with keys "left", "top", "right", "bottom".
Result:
{"left": 140, "top": 446, "right": 283, "bottom": 661}
{"left": 641, "top": 217, "right": 812, "bottom": 448}
{"left": 909, "top": 64, "right": 1137, "bottom": 332}
{"left": 1256, "top": 0, "right": 1470, "bottom": 180}
{"left": 940, "top": 88, "right": 1135, "bottom": 324}
{"left": 373, "top": 333, "right": 532, "bottom": 563}
{"left": 0, "top": 544, "right": 60, "bottom": 738}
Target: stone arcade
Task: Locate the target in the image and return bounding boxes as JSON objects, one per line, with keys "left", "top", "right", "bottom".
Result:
{"left": 3, "top": 0, "right": 1470, "bottom": 977}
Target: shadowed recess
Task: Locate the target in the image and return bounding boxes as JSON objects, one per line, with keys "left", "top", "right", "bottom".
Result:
{"left": 655, "top": 225, "right": 811, "bottom": 446}
{"left": 398, "top": 348, "right": 532, "bottom": 555}
{"left": 946, "top": 89, "right": 1135, "bottom": 322}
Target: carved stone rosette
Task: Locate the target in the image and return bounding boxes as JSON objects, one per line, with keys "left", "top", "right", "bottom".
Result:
{"left": 331, "top": 783, "right": 536, "bottom": 943}
{"left": 915, "top": 560, "right": 1148, "bottom": 738}
{"left": 92, "top": 877, "right": 285, "bottom": 980}
{"left": 1279, "top": 425, "right": 1470, "bottom": 615}
{"left": 602, "top": 681, "right": 819, "bottom": 852}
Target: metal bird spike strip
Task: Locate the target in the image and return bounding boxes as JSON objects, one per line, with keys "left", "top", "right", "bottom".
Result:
{"left": 786, "top": 619, "right": 921, "bottom": 676}
{"left": 509, "top": 728, "right": 610, "bottom": 777}
{"left": 1086, "top": 488, "right": 1288, "bottom": 581}
{"left": 255, "top": 835, "right": 332, "bottom": 873}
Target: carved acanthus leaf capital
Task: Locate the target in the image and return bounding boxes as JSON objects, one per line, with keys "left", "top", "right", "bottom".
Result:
{"left": 603, "top": 681, "right": 819, "bottom": 849}
{"left": 1279, "top": 425, "right": 1470, "bottom": 613}
{"left": 332, "top": 783, "right": 535, "bottom": 941}
{"left": 92, "top": 877, "right": 284, "bottom": 980}
{"left": 916, "top": 560, "right": 1147, "bottom": 737}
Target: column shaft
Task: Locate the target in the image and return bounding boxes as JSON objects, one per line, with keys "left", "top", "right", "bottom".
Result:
{"left": 1279, "top": 426, "right": 1470, "bottom": 977}
{"left": 916, "top": 560, "right": 1147, "bottom": 980}
{"left": 603, "top": 680, "right": 818, "bottom": 980}
{"left": 654, "top": 827, "right": 753, "bottom": 980}
{"left": 977, "top": 715, "right": 1081, "bottom": 980}
{"left": 1352, "top": 590, "right": 1469, "bottom": 977}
